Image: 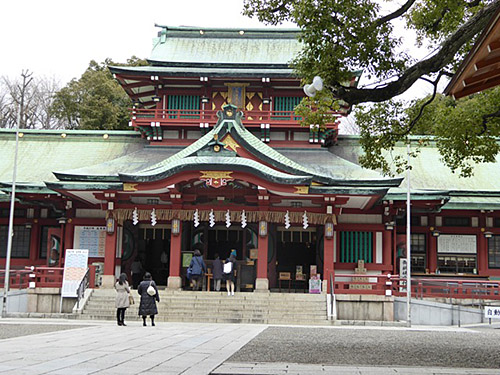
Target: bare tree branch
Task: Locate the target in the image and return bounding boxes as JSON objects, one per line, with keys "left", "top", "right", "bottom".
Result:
{"left": 334, "top": 1, "right": 500, "bottom": 105}
{"left": 480, "top": 108, "right": 500, "bottom": 135}
{"left": 400, "top": 71, "right": 446, "bottom": 135}
{"left": 375, "top": 0, "right": 417, "bottom": 26}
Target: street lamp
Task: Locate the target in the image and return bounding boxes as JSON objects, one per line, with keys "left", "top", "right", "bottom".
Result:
{"left": 1, "top": 71, "right": 31, "bottom": 317}
{"left": 406, "top": 143, "right": 412, "bottom": 328}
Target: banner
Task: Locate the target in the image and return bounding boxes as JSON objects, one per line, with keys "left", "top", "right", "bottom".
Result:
{"left": 61, "top": 249, "right": 89, "bottom": 298}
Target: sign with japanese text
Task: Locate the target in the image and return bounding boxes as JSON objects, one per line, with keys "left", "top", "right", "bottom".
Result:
{"left": 73, "top": 226, "right": 106, "bottom": 257}
{"left": 484, "top": 306, "right": 500, "bottom": 319}
{"left": 438, "top": 234, "right": 477, "bottom": 254}
{"left": 61, "top": 249, "right": 89, "bottom": 298}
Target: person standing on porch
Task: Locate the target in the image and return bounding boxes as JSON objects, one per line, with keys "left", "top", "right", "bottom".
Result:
{"left": 137, "top": 272, "right": 159, "bottom": 326}
{"left": 223, "top": 252, "right": 237, "bottom": 296}
{"left": 115, "top": 273, "right": 131, "bottom": 326}
{"left": 212, "top": 253, "right": 223, "bottom": 292}
{"left": 189, "top": 249, "right": 207, "bottom": 291}
{"left": 131, "top": 257, "right": 143, "bottom": 289}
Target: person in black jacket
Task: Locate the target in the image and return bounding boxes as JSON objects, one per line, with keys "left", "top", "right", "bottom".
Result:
{"left": 223, "top": 253, "right": 237, "bottom": 296}
{"left": 189, "top": 249, "right": 207, "bottom": 291}
{"left": 137, "top": 272, "right": 159, "bottom": 326}
{"left": 212, "top": 253, "right": 223, "bottom": 292}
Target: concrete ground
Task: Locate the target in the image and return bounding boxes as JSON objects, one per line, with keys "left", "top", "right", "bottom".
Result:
{"left": 0, "top": 318, "right": 499, "bottom": 375}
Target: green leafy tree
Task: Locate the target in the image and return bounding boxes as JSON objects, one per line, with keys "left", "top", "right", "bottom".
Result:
{"left": 243, "top": 0, "right": 500, "bottom": 176}
{"left": 51, "top": 57, "right": 147, "bottom": 130}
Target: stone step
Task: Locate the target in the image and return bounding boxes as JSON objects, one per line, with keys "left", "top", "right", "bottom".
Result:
{"left": 80, "top": 289, "right": 329, "bottom": 325}
{"left": 82, "top": 309, "right": 326, "bottom": 318}
{"left": 83, "top": 302, "right": 325, "bottom": 310}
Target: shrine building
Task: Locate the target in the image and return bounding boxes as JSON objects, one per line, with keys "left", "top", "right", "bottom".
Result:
{"left": 2, "top": 26, "right": 500, "bottom": 294}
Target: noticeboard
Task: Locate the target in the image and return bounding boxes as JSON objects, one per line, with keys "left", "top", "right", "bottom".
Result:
{"left": 61, "top": 249, "right": 89, "bottom": 298}
{"left": 73, "top": 226, "right": 106, "bottom": 258}
{"left": 437, "top": 234, "right": 477, "bottom": 254}
{"left": 182, "top": 252, "right": 193, "bottom": 268}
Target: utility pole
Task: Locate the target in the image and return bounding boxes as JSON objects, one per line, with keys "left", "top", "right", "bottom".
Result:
{"left": 1, "top": 70, "right": 32, "bottom": 318}
{"left": 406, "top": 142, "right": 412, "bottom": 328}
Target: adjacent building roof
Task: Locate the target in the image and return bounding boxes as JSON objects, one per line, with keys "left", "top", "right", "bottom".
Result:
{"left": 444, "top": 5, "right": 500, "bottom": 98}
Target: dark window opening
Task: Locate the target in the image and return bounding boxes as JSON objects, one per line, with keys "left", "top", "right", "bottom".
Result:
{"left": 443, "top": 217, "right": 470, "bottom": 227}
{"left": 0, "top": 225, "right": 31, "bottom": 258}
{"left": 488, "top": 235, "right": 500, "bottom": 269}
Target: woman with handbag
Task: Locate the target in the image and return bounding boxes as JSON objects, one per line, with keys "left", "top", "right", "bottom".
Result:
{"left": 115, "top": 273, "right": 131, "bottom": 326}
{"left": 137, "top": 272, "right": 160, "bottom": 326}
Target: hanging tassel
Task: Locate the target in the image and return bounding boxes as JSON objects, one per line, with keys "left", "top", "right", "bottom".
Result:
{"left": 241, "top": 210, "right": 247, "bottom": 228}
{"left": 193, "top": 209, "right": 200, "bottom": 227}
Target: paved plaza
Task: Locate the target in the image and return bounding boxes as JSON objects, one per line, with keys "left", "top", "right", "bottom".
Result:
{"left": 0, "top": 318, "right": 499, "bottom": 374}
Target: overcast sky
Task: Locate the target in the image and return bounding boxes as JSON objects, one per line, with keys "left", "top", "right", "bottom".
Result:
{"left": 1, "top": 0, "right": 291, "bottom": 84}
{"left": 2, "top": 0, "right": 435, "bottom": 107}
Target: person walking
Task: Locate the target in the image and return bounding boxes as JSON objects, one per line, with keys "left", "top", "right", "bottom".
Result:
{"left": 189, "top": 249, "right": 207, "bottom": 291}
{"left": 212, "top": 253, "right": 223, "bottom": 292}
{"left": 137, "top": 272, "right": 159, "bottom": 326}
{"left": 115, "top": 273, "right": 131, "bottom": 326}
{"left": 223, "top": 252, "right": 237, "bottom": 296}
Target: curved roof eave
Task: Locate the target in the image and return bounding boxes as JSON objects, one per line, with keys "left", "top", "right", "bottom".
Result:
{"left": 119, "top": 156, "right": 313, "bottom": 185}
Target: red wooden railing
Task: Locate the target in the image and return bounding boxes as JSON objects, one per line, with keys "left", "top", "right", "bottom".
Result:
{"left": 332, "top": 273, "right": 500, "bottom": 300}
{"left": 131, "top": 108, "right": 340, "bottom": 129}
{"left": 0, "top": 267, "right": 64, "bottom": 289}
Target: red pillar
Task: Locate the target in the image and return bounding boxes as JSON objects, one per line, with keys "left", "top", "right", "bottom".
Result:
{"left": 255, "top": 230, "right": 269, "bottom": 291}
{"left": 323, "top": 236, "right": 335, "bottom": 293}
{"left": 167, "top": 221, "right": 182, "bottom": 290}
{"left": 478, "top": 234, "right": 488, "bottom": 276}
{"left": 428, "top": 234, "right": 437, "bottom": 274}
{"left": 104, "top": 231, "right": 117, "bottom": 275}
{"left": 29, "top": 222, "right": 40, "bottom": 264}
{"left": 382, "top": 230, "right": 392, "bottom": 272}
{"left": 169, "top": 221, "right": 182, "bottom": 277}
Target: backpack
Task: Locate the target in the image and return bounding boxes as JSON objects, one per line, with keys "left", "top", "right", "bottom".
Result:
{"left": 223, "top": 261, "right": 232, "bottom": 274}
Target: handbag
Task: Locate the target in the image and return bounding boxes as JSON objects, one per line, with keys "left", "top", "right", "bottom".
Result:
{"left": 223, "top": 261, "right": 232, "bottom": 274}
{"left": 146, "top": 281, "right": 156, "bottom": 296}
{"left": 128, "top": 294, "right": 135, "bottom": 305}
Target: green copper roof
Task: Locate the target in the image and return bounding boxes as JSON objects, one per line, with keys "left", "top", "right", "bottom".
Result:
{"left": 110, "top": 105, "right": 400, "bottom": 188}
{"left": 333, "top": 135, "right": 500, "bottom": 193}
{"left": 148, "top": 26, "right": 302, "bottom": 68}
{"left": 0, "top": 129, "right": 144, "bottom": 189}
{"left": 109, "top": 65, "right": 294, "bottom": 78}
{"left": 120, "top": 156, "right": 312, "bottom": 185}
{"left": 441, "top": 196, "right": 500, "bottom": 210}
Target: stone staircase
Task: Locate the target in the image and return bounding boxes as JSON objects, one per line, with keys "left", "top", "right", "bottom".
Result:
{"left": 78, "top": 288, "right": 331, "bottom": 325}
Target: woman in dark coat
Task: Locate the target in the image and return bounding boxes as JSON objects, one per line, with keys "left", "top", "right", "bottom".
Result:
{"left": 212, "top": 253, "right": 223, "bottom": 292}
{"left": 137, "top": 272, "right": 159, "bottom": 326}
{"left": 189, "top": 249, "right": 207, "bottom": 291}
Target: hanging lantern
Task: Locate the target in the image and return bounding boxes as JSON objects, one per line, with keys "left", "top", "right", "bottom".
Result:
{"left": 325, "top": 222, "right": 334, "bottom": 238}
{"left": 259, "top": 221, "right": 268, "bottom": 237}
{"left": 172, "top": 218, "right": 180, "bottom": 235}
{"left": 106, "top": 216, "right": 115, "bottom": 234}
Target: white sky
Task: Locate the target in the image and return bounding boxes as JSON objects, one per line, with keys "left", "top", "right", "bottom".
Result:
{"left": 1, "top": 0, "right": 436, "bottom": 118}
{"left": 1, "top": 0, "right": 290, "bottom": 84}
